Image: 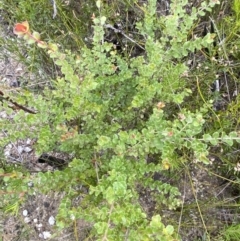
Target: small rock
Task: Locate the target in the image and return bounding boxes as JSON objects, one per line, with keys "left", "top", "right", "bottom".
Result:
{"left": 42, "top": 231, "right": 51, "bottom": 239}
{"left": 4, "top": 144, "right": 12, "bottom": 156}
{"left": 28, "top": 181, "right": 34, "bottom": 187}
{"left": 48, "top": 216, "right": 55, "bottom": 225}
{"left": 24, "top": 146, "right": 32, "bottom": 152}
{"left": 4, "top": 149, "right": 10, "bottom": 156}
{"left": 22, "top": 209, "right": 28, "bottom": 216}
{"left": 16, "top": 66, "right": 23, "bottom": 72}
{"left": 26, "top": 138, "right": 32, "bottom": 145}
{"left": 0, "top": 112, "right": 7, "bottom": 118}
{"left": 24, "top": 217, "right": 31, "bottom": 223}
{"left": 36, "top": 223, "right": 43, "bottom": 231}
{"left": 17, "top": 146, "right": 24, "bottom": 154}
{"left": 33, "top": 218, "right": 38, "bottom": 223}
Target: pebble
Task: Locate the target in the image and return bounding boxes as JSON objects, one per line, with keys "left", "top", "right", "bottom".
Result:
{"left": 24, "top": 217, "right": 31, "bottom": 223}
{"left": 39, "top": 231, "right": 51, "bottom": 239}
{"left": 48, "top": 216, "right": 55, "bottom": 225}
{"left": 22, "top": 209, "right": 28, "bottom": 216}
{"left": 17, "top": 146, "right": 24, "bottom": 154}
{"left": 28, "top": 181, "right": 34, "bottom": 187}
{"left": 24, "top": 146, "right": 32, "bottom": 152}
{"left": 36, "top": 223, "right": 43, "bottom": 231}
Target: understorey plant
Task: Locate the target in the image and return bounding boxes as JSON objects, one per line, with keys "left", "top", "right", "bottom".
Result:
{"left": 1, "top": 0, "right": 240, "bottom": 240}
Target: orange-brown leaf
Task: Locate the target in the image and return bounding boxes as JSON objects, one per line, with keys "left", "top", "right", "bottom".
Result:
{"left": 13, "top": 21, "right": 30, "bottom": 37}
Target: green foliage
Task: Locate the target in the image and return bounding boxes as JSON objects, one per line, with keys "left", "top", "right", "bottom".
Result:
{"left": 0, "top": 0, "right": 94, "bottom": 46}
{"left": 0, "top": 0, "right": 97, "bottom": 76}
{"left": 0, "top": 167, "right": 30, "bottom": 215}
{"left": 1, "top": 0, "right": 240, "bottom": 240}
{"left": 219, "top": 224, "right": 240, "bottom": 241}
{"left": 199, "top": 0, "right": 240, "bottom": 171}
{"left": 218, "top": 0, "right": 240, "bottom": 59}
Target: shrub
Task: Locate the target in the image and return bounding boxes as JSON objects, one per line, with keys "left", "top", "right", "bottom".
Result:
{"left": 1, "top": 0, "right": 240, "bottom": 240}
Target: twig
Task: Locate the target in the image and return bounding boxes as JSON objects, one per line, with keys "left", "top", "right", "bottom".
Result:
{"left": 223, "top": 71, "right": 230, "bottom": 102}
{"left": 209, "top": 17, "right": 234, "bottom": 101}
{"left": 51, "top": 0, "right": 57, "bottom": 19}
{"left": 102, "top": 203, "right": 114, "bottom": 241}
{"left": 178, "top": 171, "right": 186, "bottom": 235}
{"left": 2, "top": 131, "right": 24, "bottom": 163}
{"left": 104, "top": 24, "right": 145, "bottom": 51}
{"left": 0, "top": 90, "right": 37, "bottom": 114}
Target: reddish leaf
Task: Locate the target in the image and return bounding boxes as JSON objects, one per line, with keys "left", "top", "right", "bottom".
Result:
{"left": 13, "top": 21, "right": 30, "bottom": 37}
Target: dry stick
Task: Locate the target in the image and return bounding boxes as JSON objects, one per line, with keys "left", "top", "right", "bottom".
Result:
{"left": 2, "top": 130, "right": 24, "bottom": 162}
{"left": 0, "top": 90, "right": 36, "bottom": 114}
{"left": 51, "top": 0, "right": 57, "bottom": 19}
{"left": 186, "top": 168, "right": 210, "bottom": 241}
{"left": 7, "top": 98, "right": 36, "bottom": 114}
{"left": 93, "top": 153, "right": 100, "bottom": 183}
{"left": 178, "top": 171, "right": 186, "bottom": 235}
{"left": 102, "top": 203, "right": 114, "bottom": 241}
{"left": 216, "top": 182, "right": 231, "bottom": 197}
{"left": 223, "top": 71, "right": 231, "bottom": 102}
{"left": 104, "top": 24, "right": 145, "bottom": 51}
{"left": 209, "top": 17, "right": 236, "bottom": 100}
{"left": 196, "top": 76, "right": 222, "bottom": 128}
{"left": 73, "top": 219, "right": 79, "bottom": 241}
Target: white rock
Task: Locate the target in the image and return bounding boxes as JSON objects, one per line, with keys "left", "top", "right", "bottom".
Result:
{"left": 0, "top": 112, "right": 7, "bottom": 118}
{"left": 16, "top": 67, "right": 23, "bottom": 72}
{"left": 233, "top": 89, "right": 238, "bottom": 97}
{"left": 22, "top": 209, "right": 28, "bottom": 216}
{"left": 33, "top": 218, "right": 38, "bottom": 223}
{"left": 4, "top": 144, "right": 12, "bottom": 156}
{"left": 36, "top": 223, "right": 43, "bottom": 231}
{"left": 26, "top": 138, "right": 32, "bottom": 145}
{"left": 28, "top": 181, "right": 34, "bottom": 187}
{"left": 24, "top": 217, "right": 31, "bottom": 223}
{"left": 42, "top": 231, "right": 51, "bottom": 239}
{"left": 24, "top": 146, "right": 32, "bottom": 152}
{"left": 48, "top": 216, "right": 55, "bottom": 225}
{"left": 4, "top": 150, "right": 10, "bottom": 156}
{"left": 17, "top": 146, "right": 24, "bottom": 154}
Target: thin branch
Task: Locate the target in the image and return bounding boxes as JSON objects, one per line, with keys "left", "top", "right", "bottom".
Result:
{"left": 104, "top": 24, "right": 145, "bottom": 51}
{"left": 0, "top": 90, "right": 37, "bottom": 114}
{"left": 51, "top": 0, "right": 58, "bottom": 19}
